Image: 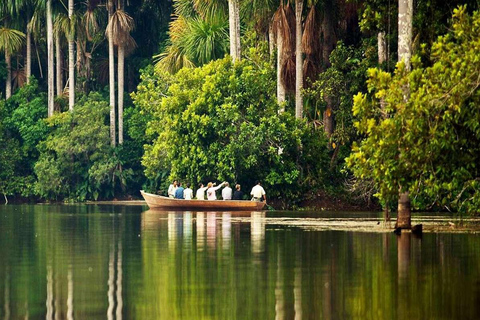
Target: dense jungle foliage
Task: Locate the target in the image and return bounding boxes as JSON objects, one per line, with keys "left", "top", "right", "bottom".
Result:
{"left": 0, "top": 0, "right": 479, "bottom": 213}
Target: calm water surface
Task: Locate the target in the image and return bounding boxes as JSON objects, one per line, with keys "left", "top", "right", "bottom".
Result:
{"left": 1, "top": 205, "right": 480, "bottom": 319}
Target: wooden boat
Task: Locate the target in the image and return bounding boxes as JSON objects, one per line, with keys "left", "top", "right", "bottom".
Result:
{"left": 140, "top": 190, "right": 266, "bottom": 211}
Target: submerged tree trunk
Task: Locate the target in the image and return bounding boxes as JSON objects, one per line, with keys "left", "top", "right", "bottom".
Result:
{"left": 295, "top": 0, "right": 304, "bottom": 119}
{"left": 396, "top": 0, "right": 413, "bottom": 229}
{"left": 69, "top": 0, "right": 75, "bottom": 111}
{"left": 397, "top": 191, "right": 411, "bottom": 228}
{"left": 5, "top": 51, "right": 11, "bottom": 99}
{"left": 47, "top": 0, "right": 55, "bottom": 116}
{"left": 228, "top": 0, "right": 241, "bottom": 62}
{"left": 56, "top": 35, "right": 63, "bottom": 97}
{"left": 108, "top": 0, "right": 116, "bottom": 146}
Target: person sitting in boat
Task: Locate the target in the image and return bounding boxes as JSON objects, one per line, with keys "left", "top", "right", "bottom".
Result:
{"left": 250, "top": 181, "right": 266, "bottom": 204}
{"left": 207, "top": 182, "right": 225, "bottom": 200}
{"left": 184, "top": 183, "right": 193, "bottom": 200}
{"left": 222, "top": 182, "right": 232, "bottom": 200}
{"left": 196, "top": 183, "right": 208, "bottom": 200}
{"left": 232, "top": 184, "right": 244, "bottom": 200}
{"left": 175, "top": 182, "right": 185, "bottom": 199}
{"left": 168, "top": 180, "right": 178, "bottom": 198}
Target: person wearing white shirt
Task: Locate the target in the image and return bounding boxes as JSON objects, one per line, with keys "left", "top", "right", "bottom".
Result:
{"left": 250, "top": 181, "right": 266, "bottom": 203}
{"left": 184, "top": 183, "right": 194, "bottom": 200}
{"left": 207, "top": 182, "right": 225, "bottom": 200}
{"left": 167, "top": 180, "right": 178, "bottom": 198}
{"left": 221, "top": 182, "right": 232, "bottom": 200}
{"left": 196, "top": 183, "right": 208, "bottom": 200}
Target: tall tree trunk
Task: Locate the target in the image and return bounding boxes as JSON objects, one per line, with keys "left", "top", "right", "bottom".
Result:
{"left": 228, "top": 0, "right": 241, "bottom": 62}
{"left": 379, "top": 32, "right": 389, "bottom": 220}
{"left": 295, "top": 0, "right": 304, "bottom": 119}
{"left": 47, "top": 0, "right": 55, "bottom": 117}
{"left": 108, "top": 0, "right": 116, "bottom": 146}
{"left": 378, "top": 31, "right": 387, "bottom": 64}
{"left": 118, "top": 0, "right": 125, "bottom": 145}
{"left": 396, "top": 0, "right": 413, "bottom": 229}
{"left": 69, "top": 0, "right": 75, "bottom": 111}
{"left": 322, "top": 1, "right": 336, "bottom": 136}
{"left": 277, "top": 29, "right": 286, "bottom": 110}
{"left": 269, "top": 22, "right": 275, "bottom": 58}
{"left": 26, "top": 27, "right": 31, "bottom": 84}
{"left": 398, "top": 0, "right": 413, "bottom": 70}
{"left": 234, "top": 0, "right": 241, "bottom": 60}
{"left": 5, "top": 51, "right": 11, "bottom": 99}
{"left": 56, "top": 35, "right": 63, "bottom": 96}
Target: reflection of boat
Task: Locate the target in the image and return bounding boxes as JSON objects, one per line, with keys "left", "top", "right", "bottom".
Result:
{"left": 140, "top": 190, "right": 266, "bottom": 211}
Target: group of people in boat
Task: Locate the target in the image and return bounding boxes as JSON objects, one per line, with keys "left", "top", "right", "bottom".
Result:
{"left": 167, "top": 180, "right": 266, "bottom": 203}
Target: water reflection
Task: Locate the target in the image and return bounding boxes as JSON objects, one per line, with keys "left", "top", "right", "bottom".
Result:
{"left": 251, "top": 211, "right": 266, "bottom": 255}
{"left": 183, "top": 212, "right": 193, "bottom": 250}
{"left": 1, "top": 206, "right": 480, "bottom": 319}
{"left": 196, "top": 212, "right": 205, "bottom": 252}
{"left": 206, "top": 212, "right": 217, "bottom": 250}
{"left": 221, "top": 213, "right": 231, "bottom": 251}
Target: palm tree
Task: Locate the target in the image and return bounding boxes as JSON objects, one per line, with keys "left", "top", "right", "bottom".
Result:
{"left": 54, "top": 13, "right": 66, "bottom": 97}
{"left": 68, "top": 0, "right": 75, "bottom": 110}
{"left": 294, "top": 0, "right": 303, "bottom": 119}
{"left": 396, "top": 0, "right": 413, "bottom": 229}
{"left": 106, "top": 0, "right": 116, "bottom": 146}
{"left": 228, "top": 0, "right": 241, "bottom": 62}
{"left": 47, "top": 0, "right": 54, "bottom": 116}
{"left": 0, "top": 26, "right": 25, "bottom": 99}
{"left": 1, "top": 0, "right": 33, "bottom": 88}
{"left": 106, "top": 0, "right": 135, "bottom": 145}
{"left": 154, "top": 1, "right": 228, "bottom": 74}
{"left": 273, "top": 1, "right": 295, "bottom": 108}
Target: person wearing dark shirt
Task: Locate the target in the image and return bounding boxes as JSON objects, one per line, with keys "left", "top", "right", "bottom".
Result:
{"left": 232, "top": 184, "right": 244, "bottom": 200}
{"left": 175, "top": 182, "right": 185, "bottom": 199}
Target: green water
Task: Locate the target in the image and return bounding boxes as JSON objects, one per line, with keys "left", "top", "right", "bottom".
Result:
{"left": 1, "top": 205, "right": 479, "bottom": 319}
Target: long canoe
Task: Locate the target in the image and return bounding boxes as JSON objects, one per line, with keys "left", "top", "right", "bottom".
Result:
{"left": 140, "top": 190, "right": 266, "bottom": 211}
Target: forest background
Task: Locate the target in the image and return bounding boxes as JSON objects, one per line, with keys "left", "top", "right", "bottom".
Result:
{"left": 0, "top": 0, "right": 479, "bottom": 215}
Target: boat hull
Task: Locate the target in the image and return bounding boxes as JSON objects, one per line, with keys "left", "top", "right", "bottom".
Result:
{"left": 140, "top": 190, "right": 266, "bottom": 211}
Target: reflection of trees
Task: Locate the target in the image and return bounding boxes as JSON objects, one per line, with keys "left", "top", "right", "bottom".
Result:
{"left": 0, "top": 204, "right": 139, "bottom": 319}
{"left": 3, "top": 206, "right": 480, "bottom": 319}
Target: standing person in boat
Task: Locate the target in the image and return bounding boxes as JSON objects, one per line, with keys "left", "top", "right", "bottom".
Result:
{"left": 250, "top": 181, "right": 266, "bottom": 204}
{"left": 207, "top": 182, "right": 225, "bottom": 200}
{"left": 184, "top": 183, "right": 194, "bottom": 200}
{"left": 196, "top": 183, "right": 208, "bottom": 200}
{"left": 168, "top": 180, "right": 178, "bottom": 198}
{"left": 222, "top": 182, "right": 232, "bottom": 200}
{"left": 175, "top": 182, "right": 185, "bottom": 199}
{"left": 232, "top": 184, "right": 244, "bottom": 200}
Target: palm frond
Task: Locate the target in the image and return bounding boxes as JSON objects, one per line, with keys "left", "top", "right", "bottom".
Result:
{"left": 84, "top": 5, "right": 102, "bottom": 41}
{"left": 193, "top": 0, "right": 227, "bottom": 21}
{"left": 173, "top": 0, "right": 197, "bottom": 18}
{"left": 281, "top": 56, "right": 295, "bottom": 92}
{"left": 154, "top": 45, "right": 195, "bottom": 74}
{"left": 303, "top": 57, "right": 318, "bottom": 86}
{"left": 12, "top": 67, "right": 27, "bottom": 89}
{"left": 183, "top": 16, "right": 229, "bottom": 65}
{"left": 106, "top": 9, "right": 135, "bottom": 47}
{"left": 0, "top": 27, "right": 25, "bottom": 54}
{"left": 302, "top": 6, "right": 320, "bottom": 56}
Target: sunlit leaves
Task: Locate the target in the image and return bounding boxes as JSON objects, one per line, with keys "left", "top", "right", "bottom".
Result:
{"left": 348, "top": 7, "right": 480, "bottom": 214}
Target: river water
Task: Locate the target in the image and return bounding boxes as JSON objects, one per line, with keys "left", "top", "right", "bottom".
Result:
{"left": 1, "top": 204, "right": 480, "bottom": 319}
